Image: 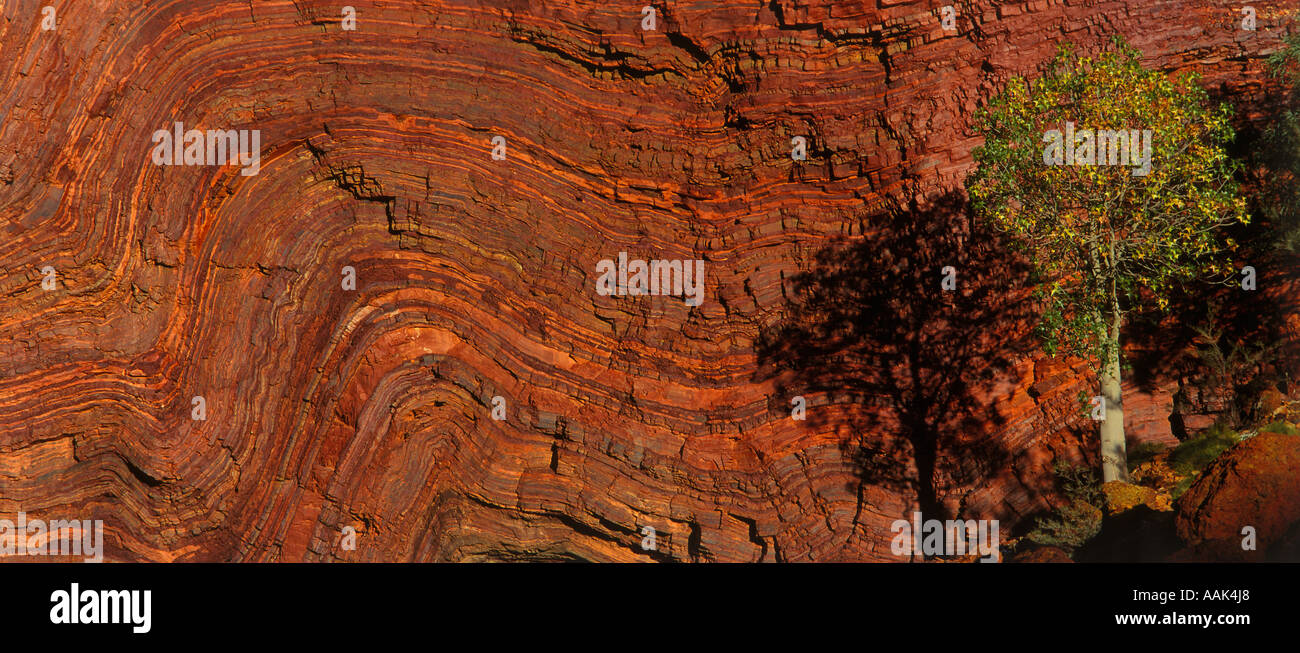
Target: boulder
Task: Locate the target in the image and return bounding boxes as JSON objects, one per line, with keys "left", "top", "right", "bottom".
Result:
{"left": 1174, "top": 432, "right": 1300, "bottom": 561}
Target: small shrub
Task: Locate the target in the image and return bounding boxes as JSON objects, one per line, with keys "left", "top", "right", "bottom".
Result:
{"left": 1026, "top": 461, "right": 1105, "bottom": 554}
{"left": 1053, "top": 460, "right": 1105, "bottom": 505}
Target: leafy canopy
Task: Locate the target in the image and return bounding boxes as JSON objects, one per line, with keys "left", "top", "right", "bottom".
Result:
{"left": 967, "top": 40, "right": 1248, "bottom": 360}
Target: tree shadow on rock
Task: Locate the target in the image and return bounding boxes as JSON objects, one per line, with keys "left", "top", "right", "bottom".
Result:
{"left": 757, "top": 191, "right": 1040, "bottom": 527}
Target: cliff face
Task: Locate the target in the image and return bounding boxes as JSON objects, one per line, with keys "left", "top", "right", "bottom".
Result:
{"left": 0, "top": 0, "right": 1294, "bottom": 562}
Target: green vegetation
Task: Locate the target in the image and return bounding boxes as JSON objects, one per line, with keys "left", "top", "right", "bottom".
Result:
{"left": 968, "top": 39, "right": 1249, "bottom": 483}
{"left": 1169, "top": 476, "right": 1196, "bottom": 501}
{"left": 1167, "top": 422, "right": 1239, "bottom": 477}
{"left": 1026, "top": 461, "right": 1104, "bottom": 554}
{"left": 1261, "top": 420, "right": 1300, "bottom": 436}
{"left": 1126, "top": 440, "right": 1168, "bottom": 468}
{"left": 1131, "top": 421, "right": 1298, "bottom": 500}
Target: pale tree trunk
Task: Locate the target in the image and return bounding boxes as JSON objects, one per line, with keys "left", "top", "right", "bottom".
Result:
{"left": 1099, "top": 307, "right": 1129, "bottom": 482}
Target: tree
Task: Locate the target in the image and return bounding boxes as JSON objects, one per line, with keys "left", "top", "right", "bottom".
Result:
{"left": 967, "top": 40, "right": 1248, "bottom": 482}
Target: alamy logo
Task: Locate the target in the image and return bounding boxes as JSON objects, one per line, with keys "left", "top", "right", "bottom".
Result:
{"left": 1042, "top": 122, "right": 1152, "bottom": 177}
{"left": 151, "top": 121, "right": 261, "bottom": 176}
{"left": 890, "top": 512, "right": 1000, "bottom": 562}
{"left": 595, "top": 252, "right": 705, "bottom": 306}
{"left": 0, "top": 512, "right": 103, "bottom": 562}
{"left": 50, "top": 583, "right": 151, "bottom": 634}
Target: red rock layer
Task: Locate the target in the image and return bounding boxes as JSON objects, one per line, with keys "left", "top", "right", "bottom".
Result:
{"left": 0, "top": 1, "right": 1294, "bottom": 561}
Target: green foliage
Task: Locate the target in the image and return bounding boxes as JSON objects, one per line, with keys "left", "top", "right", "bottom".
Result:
{"left": 1126, "top": 440, "right": 1168, "bottom": 468}
{"left": 1168, "top": 423, "right": 1239, "bottom": 477}
{"left": 1053, "top": 459, "right": 1105, "bottom": 504}
{"left": 968, "top": 38, "right": 1249, "bottom": 363}
{"left": 1162, "top": 421, "right": 1265, "bottom": 500}
{"left": 1261, "top": 420, "right": 1300, "bottom": 435}
{"left": 1170, "top": 476, "right": 1196, "bottom": 501}
{"left": 1026, "top": 461, "right": 1104, "bottom": 553}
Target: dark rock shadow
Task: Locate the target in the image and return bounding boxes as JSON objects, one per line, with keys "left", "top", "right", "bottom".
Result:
{"left": 756, "top": 191, "right": 1039, "bottom": 528}
{"left": 1075, "top": 507, "right": 1181, "bottom": 562}
{"left": 1124, "top": 68, "right": 1300, "bottom": 414}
